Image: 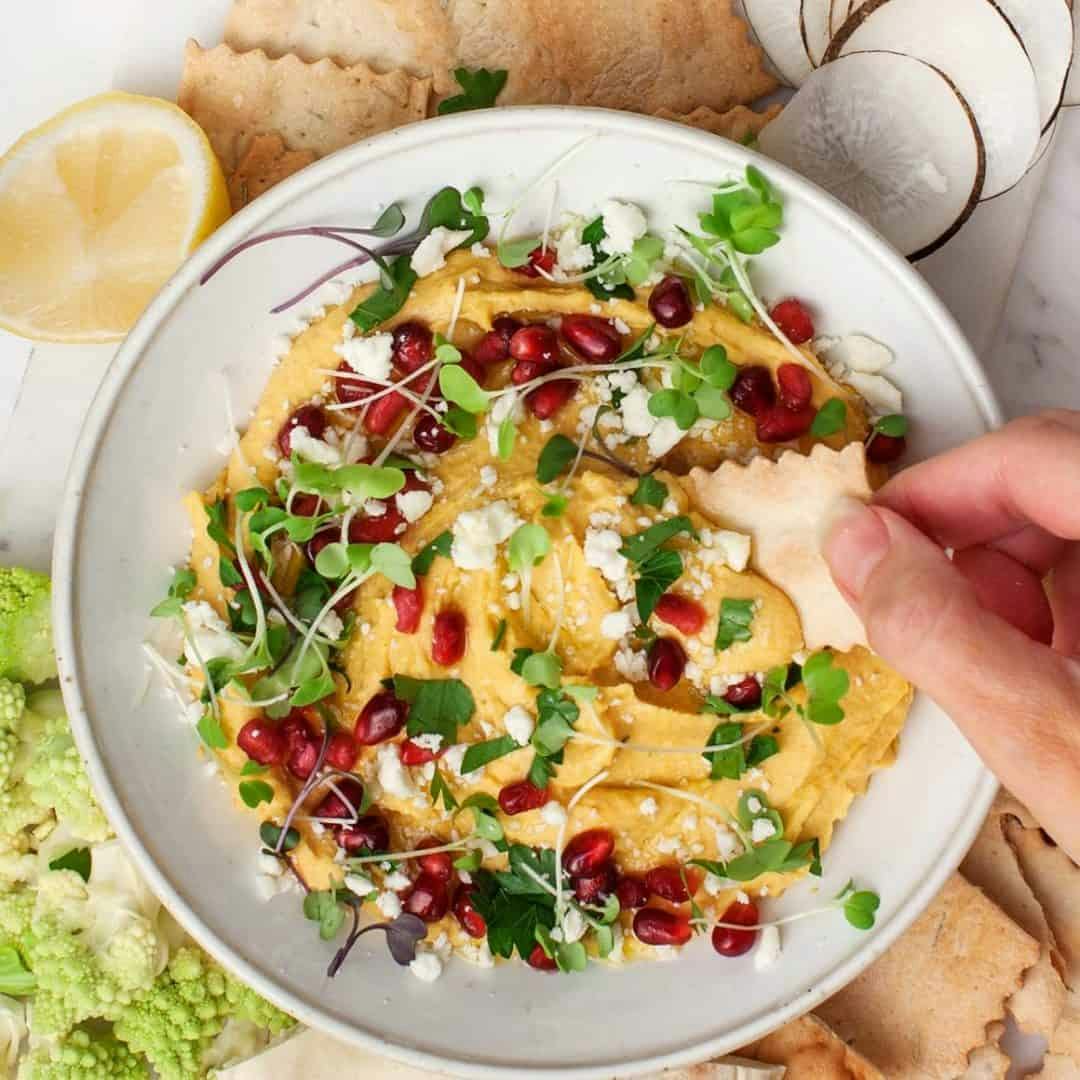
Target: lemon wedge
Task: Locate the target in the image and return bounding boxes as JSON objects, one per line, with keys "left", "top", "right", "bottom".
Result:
{"left": 0, "top": 91, "right": 230, "bottom": 343}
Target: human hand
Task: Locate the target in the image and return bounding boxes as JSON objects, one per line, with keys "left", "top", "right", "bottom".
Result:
{"left": 825, "top": 411, "right": 1080, "bottom": 862}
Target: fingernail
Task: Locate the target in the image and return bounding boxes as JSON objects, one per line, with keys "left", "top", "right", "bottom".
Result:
{"left": 823, "top": 500, "right": 891, "bottom": 600}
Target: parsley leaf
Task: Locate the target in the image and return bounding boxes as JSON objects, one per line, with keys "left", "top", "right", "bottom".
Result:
{"left": 635, "top": 548, "right": 683, "bottom": 623}
{"left": 620, "top": 516, "right": 697, "bottom": 564}
{"left": 811, "top": 397, "right": 847, "bottom": 438}
{"left": 704, "top": 721, "right": 745, "bottom": 780}
{"left": 802, "top": 651, "right": 850, "bottom": 725}
{"left": 491, "top": 618, "right": 507, "bottom": 651}
{"left": 437, "top": 67, "right": 508, "bottom": 115}
{"left": 580, "top": 217, "right": 635, "bottom": 301}
{"left": 462, "top": 735, "right": 520, "bottom": 773}
{"left": 196, "top": 711, "right": 227, "bottom": 750}
{"left": 411, "top": 530, "right": 452, "bottom": 576}
{"left": 394, "top": 676, "right": 476, "bottom": 743}
{"left": 350, "top": 255, "right": 417, "bottom": 333}
{"left": 471, "top": 863, "right": 556, "bottom": 959}
{"left": 430, "top": 768, "right": 458, "bottom": 812}
{"left": 239, "top": 780, "right": 275, "bottom": 808}
{"left": 536, "top": 434, "right": 578, "bottom": 484}
{"left": 259, "top": 822, "right": 299, "bottom": 852}
{"left": 715, "top": 597, "right": 755, "bottom": 651}
{"left": 631, "top": 472, "right": 668, "bottom": 509}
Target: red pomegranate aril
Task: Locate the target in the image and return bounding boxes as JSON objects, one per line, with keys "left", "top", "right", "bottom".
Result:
{"left": 770, "top": 298, "right": 815, "bottom": 344}
{"left": 412, "top": 412, "right": 456, "bottom": 454}
{"left": 291, "top": 493, "right": 323, "bottom": 517}
{"left": 354, "top": 690, "right": 409, "bottom": 746}
{"left": 633, "top": 907, "right": 693, "bottom": 947}
{"left": 416, "top": 837, "right": 454, "bottom": 882}
{"left": 645, "top": 865, "right": 701, "bottom": 904}
{"left": 776, "top": 363, "right": 813, "bottom": 411}
{"left": 509, "top": 324, "right": 559, "bottom": 366}
{"left": 615, "top": 875, "right": 651, "bottom": 910}
{"left": 324, "top": 732, "right": 358, "bottom": 772}
{"left": 392, "top": 583, "right": 424, "bottom": 633}
{"left": 237, "top": 719, "right": 287, "bottom": 766}
{"left": 527, "top": 944, "right": 558, "bottom": 970}
{"left": 866, "top": 432, "right": 907, "bottom": 464}
{"left": 492, "top": 314, "right": 522, "bottom": 343}
{"left": 516, "top": 246, "right": 556, "bottom": 278}
{"left": 287, "top": 738, "right": 319, "bottom": 780}
{"left": 281, "top": 711, "right": 314, "bottom": 750}
{"left": 363, "top": 390, "right": 409, "bottom": 435}
{"left": 498, "top": 780, "right": 550, "bottom": 815}
{"left": 277, "top": 404, "right": 327, "bottom": 456}
{"left": 560, "top": 314, "right": 623, "bottom": 362}
{"left": 647, "top": 637, "right": 686, "bottom": 691}
{"left": 472, "top": 330, "right": 510, "bottom": 368}
{"left": 399, "top": 738, "right": 443, "bottom": 766}
{"left": 392, "top": 321, "right": 434, "bottom": 374}
{"left": 724, "top": 676, "right": 763, "bottom": 710}
{"left": 730, "top": 365, "right": 776, "bottom": 419}
{"left": 572, "top": 862, "right": 617, "bottom": 904}
{"left": 313, "top": 779, "right": 365, "bottom": 822}
{"left": 404, "top": 873, "right": 450, "bottom": 922}
{"left": 654, "top": 593, "right": 706, "bottom": 635}
{"left": 335, "top": 361, "right": 377, "bottom": 406}
{"left": 306, "top": 529, "right": 336, "bottom": 565}
{"left": 432, "top": 610, "right": 466, "bottom": 666}
{"left": 336, "top": 814, "right": 390, "bottom": 854}
{"left": 648, "top": 275, "right": 693, "bottom": 329}
{"left": 453, "top": 887, "right": 487, "bottom": 939}
{"left": 563, "top": 829, "right": 615, "bottom": 877}
{"left": 349, "top": 504, "right": 405, "bottom": 543}
{"left": 711, "top": 900, "right": 760, "bottom": 957}
{"left": 527, "top": 379, "right": 577, "bottom": 419}
{"left": 757, "top": 403, "right": 815, "bottom": 443}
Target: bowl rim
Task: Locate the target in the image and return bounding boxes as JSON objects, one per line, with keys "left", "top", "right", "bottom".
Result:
{"left": 52, "top": 104, "right": 1001, "bottom": 1078}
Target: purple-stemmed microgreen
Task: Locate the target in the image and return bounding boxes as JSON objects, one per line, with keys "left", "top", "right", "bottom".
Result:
{"left": 326, "top": 907, "right": 427, "bottom": 977}
{"left": 273, "top": 727, "right": 331, "bottom": 856}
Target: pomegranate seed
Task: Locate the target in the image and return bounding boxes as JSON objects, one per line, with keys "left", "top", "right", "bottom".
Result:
{"left": 527, "top": 379, "right": 577, "bottom": 419}
{"left": 615, "top": 875, "right": 651, "bottom": 909}
{"left": 509, "top": 324, "right": 559, "bottom": 367}
{"left": 348, "top": 503, "right": 405, "bottom": 543}
{"left": 401, "top": 470, "right": 430, "bottom": 495}
{"left": 492, "top": 315, "right": 523, "bottom": 343}
{"left": 866, "top": 432, "right": 907, "bottom": 464}
{"left": 730, "top": 365, "right": 776, "bottom": 419}
{"left": 291, "top": 493, "right": 323, "bottom": 517}
{"left": 416, "top": 837, "right": 454, "bottom": 882}
{"left": 354, "top": 690, "right": 409, "bottom": 746}
{"left": 770, "top": 298, "right": 815, "bottom": 344}
{"left": 324, "top": 732, "right": 358, "bottom": 772}
{"left": 572, "top": 862, "right": 617, "bottom": 904}
{"left": 404, "top": 873, "right": 450, "bottom": 922}
{"left": 392, "top": 321, "right": 434, "bottom": 374}
{"left": 237, "top": 719, "right": 287, "bottom": 766}
{"left": 278, "top": 404, "right": 327, "bottom": 456}
{"left": 413, "top": 412, "right": 456, "bottom": 453}
{"left": 645, "top": 865, "right": 701, "bottom": 903}
{"left": 336, "top": 814, "right": 389, "bottom": 854}
{"left": 432, "top": 610, "right": 466, "bottom": 666}
{"left": 473, "top": 330, "right": 510, "bottom": 367}
{"left": 560, "top": 314, "right": 622, "bottom": 362}
{"left": 776, "top": 363, "right": 813, "bottom": 411}
{"left": 335, "top": 361, "right": 377, "bottom": 407}
{"left": 453, "top": 886, "right": 487, "bottom": 938}
{"left": 648, "top": 275, "right": 693, "bottom": 329}
{"left": 654, "top": 594, "right": 706, "bottom": 635}
{"left": 633, "top": 907, "right": 692, "bottom": 947}
{"left": 516, "top": 246, "right": 556, "bottom": 278}
{"left": 399, "top": 738, "right": 443, "bottom": 766}
{"left": 711, "top": 900, "right": 759, "bottom": 957}
{"left": 647, "top": 638, "right": 686, "bottom": 691}
{"left": 287, "top": 738, "right": 319, "bottom": 780}
{"left": 306, "top": 528, "right": 337, "bottom": 565}
{"left": 363, "top": 391, "right": 409, "bottom": 435}
{"left": 392, "top": 583, "right": 424, "bottom": 633}
{"left": 527, "top": 943, "right": 558, "bottom": 970}
{"left": 757, "top": 403, "right": 815, "bottom": 443}
{"left": 313, "top": 779, "right": 365, "bottom": 822}
{"left": 725, "top": 676, "right": 763, "bottom": 710}
{"left": 498, "top": 780, "right": 549, "bottom": 815}
{"left": 563, "top": 829, "right": 615, "bottom": 877}
{"left": 281, "top": 711, "right": 315, "bottom": 749}
{"left": 458, "top": 352, "right": 487, "bottom": 388}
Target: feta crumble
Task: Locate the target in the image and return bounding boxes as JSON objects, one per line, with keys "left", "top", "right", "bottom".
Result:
{"left": 409, "top": 949, "right": 444, "bottom": 983}
{"left": 333, "top": 327, "right": 393, "bottom": 382}
{"left": 599, "top": 200, "right": 647, "bottom": 255}
{"left": 754, "top": 925, "right": 782, "bottom": 972}
{"left": 504, "top": 705, "right": 535, "bottom": 746}
{"left": 396, "top": 488, "right": 433, "bottom": 523}
{"left": 376, "top": 743, "right": 417, "bottom": 798}
{"left": 600, "top": 611, "right": 633, "bottom": 640}
{"left": 639, "top": 797, "right": 658, "bottom": 817}
{"left": 410, "top": 227, "right": 473, "bottom": 277}
{"left": 751, "top": 818, "right": 777, "bottom": 843}
{"left": 451, "top": 500, "right": 523, "bottom": 571}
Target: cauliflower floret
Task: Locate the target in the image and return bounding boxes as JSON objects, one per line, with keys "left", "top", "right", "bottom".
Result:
{"left": 18, "top": 1026, "right": 146, "bottom": 1079}
{"left": 0, "top": 569, "right": 55, "bottom": 686}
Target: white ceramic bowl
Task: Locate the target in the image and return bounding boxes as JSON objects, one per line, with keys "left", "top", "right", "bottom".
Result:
{"left": 53, "top": 108, "right": 999, "bottom": 1077}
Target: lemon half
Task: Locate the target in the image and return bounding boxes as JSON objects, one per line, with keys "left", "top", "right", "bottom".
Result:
{"left": 0, "top": 92, "right": 230, "bottom": 343}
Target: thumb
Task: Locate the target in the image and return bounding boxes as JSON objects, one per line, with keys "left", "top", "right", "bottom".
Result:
{"left": 825, "top": 503, "right": 1080, "bottom": 859}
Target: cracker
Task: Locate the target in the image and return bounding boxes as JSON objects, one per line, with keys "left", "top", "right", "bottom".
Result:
{"left": 646, "top": 1059, "right": 785, "bottom": 1078}
{"left": 1049, "top": 993, "right": 1080, "bottom": 1058}
{"left": 739, "top": 1013, "right": 883, "bottom": 1078}
{"left": 654, "top": 104, "right": 782, "bottom": 142}
{"left": 1039, "top": 1054, "right": 1080, "bottom": 1079}
{"left": 687, "top": 443, "right": 871, "bottom": 651}
{"left": 815, "top": 874, "right": 1039, "bottom": 1079}
{"left": 177, "top": 41, "right": 431, "bottom": 175}
{"left": 227, "top": 131, "right": 317, "bottom": 209}
{"left": 958, "top": 1023, "right": 1010, "bottom": 1080}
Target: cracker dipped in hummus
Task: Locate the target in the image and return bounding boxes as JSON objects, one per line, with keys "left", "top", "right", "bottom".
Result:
{"left": 157, "top": 172, "right": 912, "bottom": 981}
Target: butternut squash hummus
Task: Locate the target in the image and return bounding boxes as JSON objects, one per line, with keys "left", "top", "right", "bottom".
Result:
{"left": 161, "top": 178, "right": 912, "bottom": 981}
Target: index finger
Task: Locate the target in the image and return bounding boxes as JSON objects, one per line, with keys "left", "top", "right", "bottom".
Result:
{"left": 874, "top": 412, "right": 1080, "bottom": 550}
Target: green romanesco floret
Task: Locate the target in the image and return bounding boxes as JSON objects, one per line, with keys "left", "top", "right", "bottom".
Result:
{"left": 0, "top": 832, "right": 36, "bottom": 894}
{"left": 0, "top": 887, "right": 34, "bottom": 943}
{"left": 0, "top": 679, "right": 24, "bottom": 732}
{"left": 0, "top": 568, "right": 55, "bottom": 686}
{"left": 0, "top": 783, "right": 50, "bottom": 840}
{"left": 18, "top": 1026, "right": 148, "bottom": 1080}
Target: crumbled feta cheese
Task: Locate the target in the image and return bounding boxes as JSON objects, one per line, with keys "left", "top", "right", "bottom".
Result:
{"left": 410, "top": 227, "right": 472, "bottom": 277}
{"left": 707, "top": 528, "right": 752, "bottom": 573}
{"left": 584, "top": 528, "right": 629, "bottom": 587}
{"left": 396, "top": 489, "right": 433, "bottom": 523}
{"left": 451, "top": 500, "right": 523, "bottom": 570}
{"left": 656, "top": 836, "right": 681, "bottom": 855}
{"left": 344, "top": 872, "right": 375, "bottom": 896}
{"left": 614, "top": 644, "right": 648, "bottom": 682}
{"left": 552, "top": 218, "right": 594, "bottom": 273}
{"left": 818, "top": 333, "right": 893, "bottom": 375}
{"left": 540, "top": 801, "right": 567, "bottom": 827}
{"left": 479, "top": 465, "right": 498, "bottom": 488}
{"left": 639, "top": 797, "right": 658, "bottom": 817}
{"left": 599, "top": 200, "right": 647, "bottom": 255}
{"left": 442, "top": 743, "right": 481, "bottom": 779}
{"left": 619, "top": 385, "right": 656, "bottom": 438}
{"left": 470, "top": 242, "right": 492, "bottom": 258}
{"left": 319, "top": 610, "right": 345, "bottom": 641}
{"left": 754, "top": 925, "right": 782, "bottom": 971}
{"left": 409, "top": 948, "right": 444, "bottom": 982}
{"left": 747, "top": 796, "right": 763, "bottom": 814}
{"left": 376, "top": 890, "right": 402, "bottom": 918}
{"left": 333, "top": 329, "right": 393, "bottom": 382}
{"left": 383, "top": 870, "right": 412, "bottom": 891}
{"left": 560, "top": 906, "right": 587, "bottom": 944}
{"left": 287, "top": 427, "right": 344, "bottom": 466}
{"left": 376, "top": 743, "right": 417, "bottom": 798}
{"left": 181, "top": 602, "right": 245, "bottom": 663}
{"left": 751, "top": 818, "right": 777, "bottom": 843}
{"left": 460, "top": 939, "right": 495, "bottom": 968}
{"left": 504, "top": 705, "right": 535, "bottom": 746}
{"left": 364, "top": 499, "right": 386, "bottom": 517}
{"left": 845, "top": 371, "right": 903, "bottom": 417}
{"left": 647, "top": 416, "right": 686, "bottom": 459}
{"left": 614, "top": 317, "right": 631, "bottom": 335}
{"left": 714, "top": 824, "right": 741, "bottom": 861}
{"left": 487, "top": 389, "right": 523, "bottom": 455}
{"left": 412, "top": 733, "right": 443, "bottom": 752}
{"left": 604, "top": 370, "right": 638, "bottom": 397}
{"left": 600, "top": 611, "right": 633, "bottom": 640}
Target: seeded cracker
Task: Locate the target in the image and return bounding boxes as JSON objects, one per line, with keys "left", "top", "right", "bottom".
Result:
{"left": 738, "top": 1013, "right": 883, "bottom": 1079}
{"left": 177, "top": 41, "right": 431, "bottom": 177}
{"left": 814, "top": 875, "right": 1039, "bottom": 1079}
{"left": 654, "top": 104, "right": 783, "bottom": 142}
{"left": 227, "top": 131, "right": 317, "bottom": 210}
{"left": 687, "top": 443, "right": 871, "bottom": 652}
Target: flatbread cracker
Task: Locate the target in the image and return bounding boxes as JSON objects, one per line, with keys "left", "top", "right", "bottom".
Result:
{"left": 687, "top": 443, "right": 871, "bottom": 651}
{"left": 227, "top": 131, "right": 317, "bottom": 209}
{"left": 958, "top": 1023, "right": 1010, "bottom": 1080}
{"left": 815, "top": 874, "right": 1039, "bottom": 1079}
{"left": 739, "top": 1013, "right": 883, "bottom": 1078}
{"left": 177, "top": 41, "right": 431, "bottom": 175}
{"left": 648, "top": 1060, "right": 785, "bottom": 1079}
{"left": 1039, "top": 1054, "right": 1080, "bottom": 1079}
{"left": 655, "top": 104, "right": 782, "bottom": 142}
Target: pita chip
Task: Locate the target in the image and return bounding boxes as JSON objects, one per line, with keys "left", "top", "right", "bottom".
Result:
{"left": 815, "top": 874, "right": 1039, "bottom": 1079}
{"left": 177, "top": 41, "right": 431, "bottom": 175}
{"left": 227, "top": 131, "right": 317, "bottom": 209}
{"left": 957, "top": 1023, "right": 1010, "bottom": 1080}
{"left": 961, "top": 795, "right": 1067, "bottom": 1038}
{"left": 1039, "top": 1055, "right": 1080, "bottom": 1079}
{"left": 649, "top": 1060, "right": 785, "bottom": 1079}
{"left": 687, "top": 443, "right": 871, "bottom": 651}
{"left": 1050, "top": 992, "right": 1080, "bottom": 1058}
{"left": 654, "top": 104, "right": 782, "bottom": 142}
{"left": 739, "top": 1014, "right": 883, "bottom": 1079}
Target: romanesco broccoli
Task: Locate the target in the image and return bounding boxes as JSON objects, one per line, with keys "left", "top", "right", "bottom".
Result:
{"left": 0, "top": 569, "right": 55, "bottom": 686}
{"left": 19, "top": 1027, "right": 147, "bottom": 1079}
{"left": 0, "top": 888, "right": 33, "bottom": 942}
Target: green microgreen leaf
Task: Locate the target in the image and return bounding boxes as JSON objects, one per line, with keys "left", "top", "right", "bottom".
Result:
{"left": 430, "top": 768, "right": 459, "bottom": 812}
{"left": 419, "top": 186, "right": 489, "bottom": 244}
{"left": 412, "top": 530, "right": 452, "bottom": 576}
{"left": 371, "top": 543, "right": 416, "bottom": 588}
{"left": 507, "top": 523, "right": 551, "bottom": 574}
{"left": 520, "top": 650, "right": 563, "bottom": 689}
{"left": 874, "top": 413, "right": 908, "bottom": 437}
{"left": 151, "top": 567, "right": 197, "bottom": 618}
{"left": 693, "top": 383, "right": 732, "bottom": 421}
{"left": 437, "top": 67, "right": 508, "bottom": 115}
{"left": 802, "top": 651, "right": 850, "bottom": 725}
{"left": 350, "top": 256, "right": 417, "bottom": 333}
{"left": 623, "top": 235, "right": 664, "bottom": 287}
{"left": 304, "top": 889, "right": 346, "bottom": 941}
{"left": 497, "top": 414, "right": 517, "bottom": 460}
{"left": 841, "top": 887, "right": 881, "bottom": 930}
{"left": 197, "top": 711, "right": 228, "bottom": 750}
{"left": 491, "top": 618, "right": 508, "bottom": 651}
{"left": 700, "top": 345, "right": 736, "bottom": 388}
{"left": 290, "top": 673, "right": 336, "bottom": 707}
{"left": 315, "top": 542, "right": 350, "bottom": 580}
{"left": 630, "top": 472, "right": 668, "bottom": 509}
{"left": 234, "top": 487, "right": 270, "bottom": 512}
{"left": 649, "top": 388, "right": 699, "bottom": 430}
{"left": 440, "top": 363, "right": 490, "bottom": 413}
{"left": 542, "top": 493, "right": 569, "bottom": 518}
{"left": 497, "top": 235, "right": 541, "bottom": 269}
{"left": 240, "top": 760, "right": 268, "bottom": 776}
{"left": 715, "top": 597, "right": 755, "bottom": 651}
{"left": 462, "top": 735, "right": 521, "bottom": 774}
{"left": 536, "top": 434, "right": 578, "bottom": 484}
{"left": 453, "top": 849, "right": 483, "bottom": 872}
{"left": 442, "top": 407, "right": 478, "bottom": 439}
{"left": 811, "top": 398, "right": 847, "bottom": 438}
{"left": 239, "top": 780, "right": 275, "bottom": 808}
{"left": 335, "top": 463, "right": 406, "bottom": 502}
{"left": 703, "top": 721, "right": 745, "bottom": 780}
